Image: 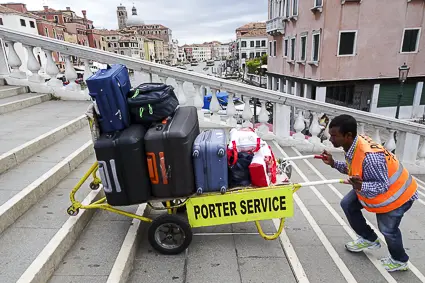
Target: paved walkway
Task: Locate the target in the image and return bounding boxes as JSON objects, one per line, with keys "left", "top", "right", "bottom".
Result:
{"left": 127, "top": 144, "right": 425, "bottom": 283}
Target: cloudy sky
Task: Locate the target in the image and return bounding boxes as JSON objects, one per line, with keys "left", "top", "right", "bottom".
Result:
{"left": 21, "top": 0, "right": 268, "bottom": 44}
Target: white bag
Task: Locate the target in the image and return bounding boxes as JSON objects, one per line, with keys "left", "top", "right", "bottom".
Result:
{"left": 228, "top": 127, "right": 266, "bottom": 152}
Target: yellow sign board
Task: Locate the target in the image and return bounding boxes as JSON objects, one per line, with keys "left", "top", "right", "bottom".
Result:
{"left": 186, "top": 186, "right": 294, "bottom": 228}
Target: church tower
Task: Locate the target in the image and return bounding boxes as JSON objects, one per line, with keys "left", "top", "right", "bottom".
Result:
{"left": 117, "top": 4, "right": 127, "bottom": 30}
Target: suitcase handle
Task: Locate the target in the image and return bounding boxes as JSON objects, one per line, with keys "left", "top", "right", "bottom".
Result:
{"left": 159, "top": 152, "right": 168, "bottom": 185}
{"left": 147, "top": 153, "right": 159, "bottom": 184}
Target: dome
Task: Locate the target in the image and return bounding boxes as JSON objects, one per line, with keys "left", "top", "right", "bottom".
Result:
{"left": 126, "top": 6, "right": 144, "bottom": 26}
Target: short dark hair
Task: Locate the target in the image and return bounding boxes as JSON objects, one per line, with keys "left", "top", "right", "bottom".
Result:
{"left": 329, "top": 114, "right": 357, "bottom": 137}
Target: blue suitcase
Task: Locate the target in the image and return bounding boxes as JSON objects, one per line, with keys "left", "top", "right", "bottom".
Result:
{"left": 192, "top": 129, "right": 228, "bottom": 194}
{"left": 86, "top": 64, "right": 132, "bottom": 133}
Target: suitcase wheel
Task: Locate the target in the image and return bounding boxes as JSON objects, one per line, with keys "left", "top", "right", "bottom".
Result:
{"left": 220, "top": 186, "right": 227, "bottom": 194}
{"left": 196, "top": 188, "right": 203, "bottom": 195}
{"left": 193, "top": 150, "right": 200, "bottom": 158}
{"left": 148, "top": 214, "right": 192, "bottom": 255}
{"left": 217, "top": 148, "right": 225, "bottom": 158}
{"left": 89, "top": 182, "right": 100, "bottom": 190}
{"left": 67, "top": 206, "right": 79, "bottom": 216}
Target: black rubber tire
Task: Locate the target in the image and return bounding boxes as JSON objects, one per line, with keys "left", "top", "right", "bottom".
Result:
{"left": 148, "top": 214, "right": 192, "bottom": 255}
{"left": 161, "top": 200, "right": 187, "bottom": 213}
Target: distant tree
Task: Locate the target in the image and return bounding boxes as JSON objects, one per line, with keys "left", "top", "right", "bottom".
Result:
{"left": 246, "top": 58, "right": 262, "bottom": 74}
{"left": 261, "top": 54, "right": 268, "bottom": 65}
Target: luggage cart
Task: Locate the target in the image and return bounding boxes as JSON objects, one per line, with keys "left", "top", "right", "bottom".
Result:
{"left": 66, "top": 154, "right": 347, "bottom": 255}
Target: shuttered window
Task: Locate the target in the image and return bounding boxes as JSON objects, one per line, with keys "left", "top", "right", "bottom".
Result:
{"left": 377, "top": 83, "right": 416, "bottom": 107}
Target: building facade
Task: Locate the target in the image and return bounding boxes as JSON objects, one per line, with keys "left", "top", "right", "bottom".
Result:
{"left": 236, "top": 22, "right": 268, "bottom": 69}
{"left": 266, "top": 0, "right": 425, "bottom": 119}
{"left": 116, "top": 5, "right": 172, "bottom": 63}
{"left": 0, "top": 4, "right": 47, "bottom": 74}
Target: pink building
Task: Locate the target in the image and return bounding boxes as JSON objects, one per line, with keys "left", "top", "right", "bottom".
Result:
{"left": 266, "top": 0, "right": 425, "bottom": 119}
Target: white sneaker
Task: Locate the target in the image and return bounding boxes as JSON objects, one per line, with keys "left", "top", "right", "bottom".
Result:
{"left": 345, "top": 237, "right": 381, "bottom": 252}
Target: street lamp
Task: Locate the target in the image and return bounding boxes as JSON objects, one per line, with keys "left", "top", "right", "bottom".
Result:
{"left": 395, "top": 63, "right": 410, "bottom": 119}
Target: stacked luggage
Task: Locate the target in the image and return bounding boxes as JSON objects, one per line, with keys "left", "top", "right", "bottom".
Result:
{"left": 86, "top": 64, "right": 281, "bottom": 207}
{"left": 86, "top": 64, "right": 199, "bottom": 206}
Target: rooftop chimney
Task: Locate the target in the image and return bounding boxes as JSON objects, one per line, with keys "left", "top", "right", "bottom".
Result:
{"left": 43, "top": 5, "right": 48, "bottom": 11}
{"left": 82, "top": 10, "right": 86, "bottom": 19}
{"left": 66, "top": 7, "right": 70, "bottom": 11}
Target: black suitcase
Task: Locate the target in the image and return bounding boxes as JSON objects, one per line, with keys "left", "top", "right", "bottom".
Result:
{"left": 144, "top": 106, "right": 200, "bottom": 198}
{"left": 94, "top": 124, "right": 152, "bottom": 206}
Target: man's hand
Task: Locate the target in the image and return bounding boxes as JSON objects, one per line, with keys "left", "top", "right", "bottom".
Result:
{"left": 321, "top": 150, "right": 335, "bottom": 167}
{"left": 348, "top": 175, "right": 363, "bottom": 191}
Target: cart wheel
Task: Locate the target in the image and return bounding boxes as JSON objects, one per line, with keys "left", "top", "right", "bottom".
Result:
{"left": 67, "top": 206, "right": 79, "bottom": 216}
{"left": 148, "top": 214, "right": 192, "bottom": 255}
{"left": 89, "top": 182, "right": 100, "bottom": 190}
{"left": 196, "top": 188, "right": 203, "bottom": 195}
{"left": 220, "top": 186, "right": 227, "bottom": 194}
{"left": 161, "top": 200, "right": 187, "bottom": 213}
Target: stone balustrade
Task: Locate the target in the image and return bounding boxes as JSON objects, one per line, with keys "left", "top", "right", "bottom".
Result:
{"left": 1, "top": 26, "right": 425, "bottom": 174}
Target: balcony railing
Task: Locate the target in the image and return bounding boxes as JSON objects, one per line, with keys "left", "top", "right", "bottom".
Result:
{"left": 266, "top": 17, "right": 285, "bottom": 36}
{"left": 0, "top": 26, "right": 424, "bottom": 174}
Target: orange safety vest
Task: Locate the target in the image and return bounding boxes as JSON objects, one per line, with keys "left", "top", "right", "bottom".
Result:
{"left": 348, "top": 135, "right": 417, "bottom": 214}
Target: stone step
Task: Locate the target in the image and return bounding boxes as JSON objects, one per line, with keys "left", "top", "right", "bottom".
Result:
{"left": 0, "top": 145, "right": 95, "bottom": 283}
{"left": 0, "top": 126, "right": 92, "bottom": 234}
{"left": 0, "top": 114, "right": 87, "bottom": 174}
{"left": 0, "top": 85, "right": 28, "bottom": 99}
{"left": 0, "top": 93, "right": 51, "bottom": 115}
{"left": 0, "top": 100, "right": 90, "bottom": 155}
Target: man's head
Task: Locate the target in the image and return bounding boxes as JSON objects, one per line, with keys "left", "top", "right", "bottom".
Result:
{"left": 328, "top": 114, "right": 357, "bottom": 150}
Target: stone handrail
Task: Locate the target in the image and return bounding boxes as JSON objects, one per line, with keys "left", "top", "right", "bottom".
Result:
{"left": 1, "top": 26, "right": 424, "bottom": 173}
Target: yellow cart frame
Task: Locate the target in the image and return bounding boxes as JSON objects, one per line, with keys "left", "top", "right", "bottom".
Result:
{"left": 67, "top": 161, "right": 345, "bottom": 255}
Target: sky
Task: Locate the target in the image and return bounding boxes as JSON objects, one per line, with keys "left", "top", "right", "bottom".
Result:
{"left": 20, "top": 0, "right": 268, "bottom": 44}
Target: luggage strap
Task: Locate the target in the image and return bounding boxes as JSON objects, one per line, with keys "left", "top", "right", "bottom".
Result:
{"left": 269, "top": 145, "right": 277, "bottom": 183}
{"left": 139, "top": 104, "right": 153, "bottom": 118}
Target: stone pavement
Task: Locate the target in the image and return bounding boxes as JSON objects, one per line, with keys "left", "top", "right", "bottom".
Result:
{"left": 123, "top": 144, "right": 425, "bottom": 283}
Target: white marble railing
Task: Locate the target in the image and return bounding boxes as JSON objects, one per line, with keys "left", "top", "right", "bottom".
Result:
{"left": 1, "top": 26, "right": 425, "bottom": 173}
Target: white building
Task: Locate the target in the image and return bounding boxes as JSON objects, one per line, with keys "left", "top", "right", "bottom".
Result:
{"left": 237, "top": 35, "right": 268, "bottom": 69}
{"left": 191, "top": 44, "right": 212, "bottom": 61}
{"left": 178, "top": 46, "right": 186, "bottom": 62}
{"left": 0, "top": 6, "right": 45, "bottom": 76}
{"left": 235, "top": 22, "right": 268, "bottom": 69}
{"left": 170, "top": 39, "right": 179, "bottom": 65}
{"left": 219, "top": 43, "right": 230, "bottom": 60}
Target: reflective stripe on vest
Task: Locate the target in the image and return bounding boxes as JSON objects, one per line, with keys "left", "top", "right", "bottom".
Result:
{"left": 350, "top": 135, "right": 417, "bottom": 214}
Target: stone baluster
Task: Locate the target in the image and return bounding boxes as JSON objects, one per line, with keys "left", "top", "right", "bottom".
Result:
{"left": 5, "top": 41, "right": 26, "bottom": 79}
{"left": 372, "top": 127, "right": 382, "bottom": 144}
{"left": 358, "top": 122, "right": 365, "bottom": 135}
{"left": 308, "top": 112, "right": 322, "bottom": 145}
{"left": 384, "top": 130, "right": 397, "bottom": 152}
{"left": 64, "top": 55, "right": 80, "bottom": 91}
{"left": 225, "top": 91, "right": 238, "bottom": 127}
{"left": 83, "top": 59, "right": 93, "bottom": 81}
{"left": 417, "top": 138, "right": 425, "bottom": 165}
{"left": 175, "top": 79, "right": 187, "bottom": 105}
{"left": 293, "top": 110, "right": 306, "bottom": 140}
{"left": 209, "top": 87, "right": 221, "bottom": 123}
{"left": 241, "top": 95, "right": 253, "bottom": 128}
{"left": 193, "top": 84, "right": 205, "bottom": 122}
{"left": 257, "top": 100, "right": 271, "bottom": 139}
{"left": 45, "top": 50, "right": 62, "bottom": 87}
{"left": 322, "top": 118, "right": 333, "bottom": 147}
{"left": 24, "top": 45, "right": 43, "bottom": 83}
